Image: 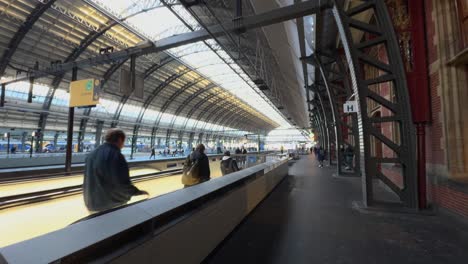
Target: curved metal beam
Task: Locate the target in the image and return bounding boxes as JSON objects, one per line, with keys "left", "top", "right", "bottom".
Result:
{"left": 332, "top": 1, "right": 417, "bottom": 207}
{"left": 0, "top": 0, "right": 57, "bottom": 76}
{"left": 132, "top": 77, "right": 206, "bottom": 144}
{"left": 111, "top": 67, "right": 193, "bottom": 127}
{"left": 162, "top": 84, "right": 217, "bottom": 142}
{"left": 162, "top": 91, "right": 219, "bottom": 144}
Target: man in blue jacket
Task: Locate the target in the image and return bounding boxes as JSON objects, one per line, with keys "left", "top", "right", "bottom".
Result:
{"left": 84, "top": 128, "right": 148, "bottom": 212}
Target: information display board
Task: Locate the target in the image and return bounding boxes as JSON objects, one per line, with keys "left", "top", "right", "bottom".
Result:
{"left": 69, "top": 79, "right": 100, "bottom": 107}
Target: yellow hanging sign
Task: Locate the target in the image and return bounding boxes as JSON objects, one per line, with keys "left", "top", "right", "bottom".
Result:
{"left": 69, "top": 79, "right": 100, "bottom": 107}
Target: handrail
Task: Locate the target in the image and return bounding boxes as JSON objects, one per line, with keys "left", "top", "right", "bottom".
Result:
{"left": 0, "top": 153, "right": 280, "bottom": 209}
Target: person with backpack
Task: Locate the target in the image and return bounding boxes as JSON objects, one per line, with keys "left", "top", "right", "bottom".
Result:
{"left": 181, "top": 144, "right": 211, "bottom": 187}
{"left": 220, "top": 151, "right": 239, "bottom": 176}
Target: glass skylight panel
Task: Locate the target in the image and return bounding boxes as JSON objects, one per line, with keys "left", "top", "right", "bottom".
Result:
{"left": 266, "top": 128, "right": 310, "bottom": 142}
{"left": 93, "top": 0, "right": 291, "bottom": 129}
{"left": 159, "top": 113, "right": 173, "bottom": 125}
{"left": 173, "top": 116, "right": 186, "bottom": 127}
{"left": 97, "top": 98, "right": 118, "bottom": 115}
{"left": 51, "top": 89, "right": 70, "bottom": 106}
{"left": 120, "top": 104, "right": 142, "bottom": 118}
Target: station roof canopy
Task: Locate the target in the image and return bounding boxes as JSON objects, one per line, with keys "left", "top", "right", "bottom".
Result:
{"left": 0, "top": 0, "right": 328, "bottom": 138}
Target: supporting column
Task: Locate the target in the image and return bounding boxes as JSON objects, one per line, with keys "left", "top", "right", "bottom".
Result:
{"left": 21, "top": 132, "right": 27, "bottom": 152}
{"left": 150, "top": 127, "right": 157, "bottom": 148}
{"left": 198, "top": 133, "right": 204, "bottom": 144}
{"left": 94, "top": 120, "right": 104, "bottom": 149}
{"left": 130, "top": 126, "right": 138, "bottom": 160}
{"left": 0, "top": 83, "right": 5, "bottom": 107}
{"left": 165, "top": 130, "right": 171, "bottom": 147}
{"left": 53, "top": 132, "right": 59, "bottom": 151}
{"left": 188, "top": 132, "right": 195, "bottom": 150}
{"left": 332, "top": 1, "right": 418, "bottom": 208}
{"left": 65, "top": 67, "right": 78, "bottom": 173}
{"left": 416, "top": 123, "right": 427, "bottom": 209}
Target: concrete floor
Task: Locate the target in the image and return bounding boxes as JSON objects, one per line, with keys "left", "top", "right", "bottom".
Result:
{"left": 205, "top": 155, "right": 468, "bottom": 264}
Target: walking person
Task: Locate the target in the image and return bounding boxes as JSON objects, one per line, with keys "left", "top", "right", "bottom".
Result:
{"left": 317, "top": 146, "right": 325, "bottom": 168}
{"left": 182, "top": 144, "right": 211, "bottom": 188}
{"left": 83, "top": 128, "right": 148, "bottom": 212}
{"left": 149, "top": 147, "right": 156, "bottom": 159}
{"left": 220, "top": 151, "right": 239, "bottom": 176}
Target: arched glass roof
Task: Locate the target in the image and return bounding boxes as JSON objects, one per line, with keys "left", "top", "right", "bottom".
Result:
{"left": 94, "top": 0, "right": 290, "bottom": 127}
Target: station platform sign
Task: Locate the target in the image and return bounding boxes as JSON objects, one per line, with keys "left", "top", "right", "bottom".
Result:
{"left": 69, "top": 79, "right": 100, "bottom": 107}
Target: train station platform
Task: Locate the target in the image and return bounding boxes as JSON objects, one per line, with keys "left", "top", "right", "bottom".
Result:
{"left": 205, "top": 155, "right": 468, "bottom": 264}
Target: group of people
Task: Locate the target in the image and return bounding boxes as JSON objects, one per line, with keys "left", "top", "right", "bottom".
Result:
{"left": 312, "top": 146, "right": 326, "bottom": 168}
{"left": 310, "top": 145, "right": 354, "bottom": 169}
{"left": 83, "top": 128, "right": 243, "bottom": 212}
{"left": 149, "top": 147, "right": 185, "bottom": 159}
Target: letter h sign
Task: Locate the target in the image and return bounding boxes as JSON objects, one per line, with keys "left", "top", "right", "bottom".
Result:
{"left": 343, "top": 101, "right": 358, "bottom": 113}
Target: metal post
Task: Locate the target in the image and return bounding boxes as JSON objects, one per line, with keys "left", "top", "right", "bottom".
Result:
{"left": 53, "top": 132, "right": 59, "bottom": 152}
{"left": 95, "top": 120, "right": 104, "bottom": 148}
{"left": 150, "top": 127, "right": 156, "bottom": 149}
{"left": 35, "top": 130, "right": 41, "bottom": 153}
{"left": 5, "top": 132, "right": 10, "bottom": 155}
{"left": 130, "top": 134, "right": 137, "bottom": 160}
{"left": 417, "top": 123, "right": 427, "bottom": 209}
{"left": 21, "top": 132, "right": 26, "bottom": 152}
{"left": 257, "top": 134, "right": 261, "bottom": 152}
{"left": 27, "top": 70, "right": 34, "bottom": 103}
{"left": 65, "top": 67, "right": 78, "bottom": 173}
{"left": 236, "top": 0, "right": 242, "bottom": 17}
{"left": 30, "top": 133, "right": 34, "bottom": 158}
{"left": 0, "top": 83, "right": 5, "bottom": 107}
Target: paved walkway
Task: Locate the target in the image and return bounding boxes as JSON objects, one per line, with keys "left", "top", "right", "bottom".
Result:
{"left": 205, "top": 155, "right": 468, "bottom": 264}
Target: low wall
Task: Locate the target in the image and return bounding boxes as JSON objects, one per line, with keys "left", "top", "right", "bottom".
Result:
{"left": 0, "top": 158, "right": 288, "bottom": 264}
{"left": 0, "top": 154, "right": 88, "bottom": 169}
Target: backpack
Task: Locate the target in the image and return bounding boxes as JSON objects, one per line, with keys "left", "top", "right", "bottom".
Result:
{"left": 221, "top": 159, "right": 234, "bottom": 175}
{"left": 182, "top": 155, "right": 200, "bottom": 186}
{"left": 319, "top": 149, "right": 325, "bottom": 156}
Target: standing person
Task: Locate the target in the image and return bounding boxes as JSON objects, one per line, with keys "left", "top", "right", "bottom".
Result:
{"left": 182, "top": 144, "right": 211, "bottom": 187}
{"left": 280, "top": 145, "right": 284, "bottom": 154}
{"left": 344, "top": 145, "right": 354, "bottom": 170}
{"left": 241, "top": 146, "right": 247, "bottom": 168}
{"left": 235, "top": 147, "right": 241, "bottom": 155}
{"left": 220, "top": 151, "right": 239, "bottom": 176}
{"left": 317, "top": 146, "right": 325, "bottom": 168}
{"left": 83, "top": 129, "right": 148, "bottom": 212}
{"left": 11, "top": 145, "right": 16, "bottom": 154}
{"left": 149, "top": 147, "right": 156, "bottom": 159}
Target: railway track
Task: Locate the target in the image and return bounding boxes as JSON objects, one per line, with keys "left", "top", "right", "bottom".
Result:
{"left": 0, "top": 168, "right": 183, "bottom": 210}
